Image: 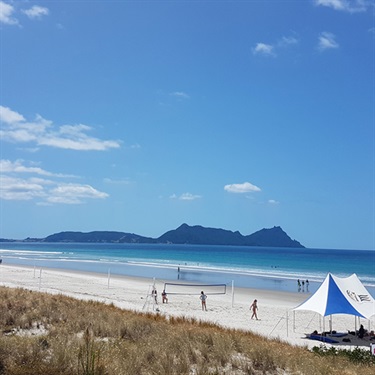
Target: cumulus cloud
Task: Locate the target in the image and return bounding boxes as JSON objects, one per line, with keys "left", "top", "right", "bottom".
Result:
{"left": 318, "top": 32, "right": 339, "bottom": 51}
{"left": 252, "top": 35, "right": 299, "bottom": 57}
{"left": 0, "top": 159, "right": 108, "bottom": 204}
{"left": 0, "top": 1, "right": 50, "bottom": 25}
{"left": 0, "top": 175, "right": 108, "bottom": 204}
{"left": 170, "top": 192, "right": 202, "bottom": 200}
{"left": 278, "top": 36, "right": 299, "bottom": 47}
{"left": 0, "top": 105, "right": 25, "bottom": 123}
{"left": 0, "top": 1, "right": 18, "bottom": 25}
{"left": 252, "top": 43, "right": 275, "bottom": 57}
{"left": 314, "top": 0, "right": 370, "bottom": 13}
{"left": 0, "top": 175, "right": 46, "bottom": 200}
{"left": 0, "top": 106, "right": 121, "bottom": 151}
{"left": 224, "top": 182, "right": 261, "bottom": 194}
{"left": 22, "top": 5, "right": 49, "bottom": 19}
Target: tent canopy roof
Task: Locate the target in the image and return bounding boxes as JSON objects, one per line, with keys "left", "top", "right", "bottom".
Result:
{"left": 294, "top": 273, "right": 375, "bottom": 319}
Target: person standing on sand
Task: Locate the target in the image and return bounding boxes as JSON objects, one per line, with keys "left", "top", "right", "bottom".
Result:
{"left": 200, "top": 291, "right": 207, "bottom": 311}
{"left": 250, "top": 299, "right": 258, "bottom": 320}
{"left": 152, "top": 287, "right": 158, "bottom": 304}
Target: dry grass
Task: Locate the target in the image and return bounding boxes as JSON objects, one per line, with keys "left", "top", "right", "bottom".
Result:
{"left": 0, "top": 286, "right": 373, "bottom": 375}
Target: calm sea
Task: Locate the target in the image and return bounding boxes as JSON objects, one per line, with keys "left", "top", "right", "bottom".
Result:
{"left": 1, "top": 242, "right": 374, "bottom": 297}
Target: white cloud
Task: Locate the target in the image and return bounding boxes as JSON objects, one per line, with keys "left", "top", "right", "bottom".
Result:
{"left": 0, "top": 105, "right": 121, "bottom": 151}
{"left": 0, "top": 106, "right": 25, "bottom": 123}
{"left": 170, "top": 192, "right": 201, "bottom": 200}
{"left": 22, "top": 5, "right": 49, "bottom": 19}
{"left": 0, "top": 175, "right": 45, "bottom": 200}
{"left": 318, "top": 32, "right": 339, "bottom": 51}
{"left": 47, "top": 184, "right": 108, "bottom": 204}
{"left": 103, "top": 178, "right": 132, "bottom": 185}
{"left": 0, "top": 159, "right": 75, "bottom": 177}
{"left": 0, "top": 174, "right": 109, "bottom": 204}
{"left": 252, "top": 43, "right": 275, "bottom": 57}
{"left": 252, "top": 35, "right": 299, "bottom": 57}
{"left": 268, "top": 199, "right": 279, "bottom": 205}
{"left": 278, "top": 36, "right": 299, "bottom": 47}
{"left": 170, "top": 91, "right": 190, "bottom": 99}
{"left": 314, "top": 0, "right": 369, "bottom": 13}
{"left": 0, "top": 158, "right": 108, "bottom": 204}
{"left": 0, "top": 1, "right": 18, "bottom": 25}
{"left": 224, "top": 182, "right": 261, "bottom": 194}
{"left": 180, "top": 192, "right": 201, "bottom": 200}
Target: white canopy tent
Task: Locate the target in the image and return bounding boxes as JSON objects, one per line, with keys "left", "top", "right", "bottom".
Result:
{"left": 294, "top": 273, "right": 375, "bottom": 319}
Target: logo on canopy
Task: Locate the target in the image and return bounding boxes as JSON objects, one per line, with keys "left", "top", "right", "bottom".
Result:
{"left": 346, "top": 290, "right": 371, "bottom": 303}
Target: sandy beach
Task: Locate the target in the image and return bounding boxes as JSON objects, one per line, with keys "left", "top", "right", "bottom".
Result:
{"left": 1, "top": 264, "right": 374, "bottom": 351}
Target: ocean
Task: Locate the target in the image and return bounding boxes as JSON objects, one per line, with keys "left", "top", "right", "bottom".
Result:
{"left": 0, "top": 242, "right": 374, "bottom": 297}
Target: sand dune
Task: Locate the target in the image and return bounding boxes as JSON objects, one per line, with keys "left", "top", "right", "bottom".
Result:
{"left": 1, "top": 264, "right": 374, "bottom": 350}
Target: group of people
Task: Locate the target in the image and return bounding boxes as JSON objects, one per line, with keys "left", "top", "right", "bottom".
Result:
{"left": 151, "top": 287, "right": 168, "bottom": 304}
{"left": 297, "top": 279, "right": 309, "bottom": 292}
{"left": 151, "top": 287, "right": 260, "bottom": 320}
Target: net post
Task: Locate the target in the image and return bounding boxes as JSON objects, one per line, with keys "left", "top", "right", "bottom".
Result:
{"left": 39, "top": 268, "right": 42, "bottom": 290}
{"left": 107, "top": 268, "right": 111, "bottom": 289}
{"left": 231, "top": 280, "right": 234, "bottom": 307}
{"left": 152, "top": 277, "right": 156, "bottom": 311}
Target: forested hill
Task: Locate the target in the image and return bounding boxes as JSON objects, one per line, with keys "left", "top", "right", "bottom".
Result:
{"left": 11, "top": 224, "right": 304, "bottom": 248}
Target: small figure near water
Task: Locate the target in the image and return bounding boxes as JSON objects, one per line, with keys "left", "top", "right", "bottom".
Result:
{"left": 250, "top": 299, "right": 259, "bottom": 320}
{"left": 200, "top": 291, "right": 207, "bottom": 311}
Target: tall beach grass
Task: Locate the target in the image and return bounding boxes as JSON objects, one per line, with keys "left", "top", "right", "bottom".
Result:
{"left": 0, "top": 286, "right": 373, "bottom": 375}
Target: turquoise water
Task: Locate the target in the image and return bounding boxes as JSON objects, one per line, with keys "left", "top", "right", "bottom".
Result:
{"left": 1, "top": 242, "right": 374, "bottom": 296}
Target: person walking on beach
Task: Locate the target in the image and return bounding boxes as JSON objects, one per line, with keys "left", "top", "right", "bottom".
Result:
{"left": 152, "top": 287, "right": 158, "bottom": 304}
{"left": 250, "top": 299, "right": 258, "bottom": 320}
{"left": 200, "top": 291, "right": 207, "bottom": 311}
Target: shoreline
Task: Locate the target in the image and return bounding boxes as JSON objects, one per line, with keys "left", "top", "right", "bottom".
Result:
{"left": 1, "top": 264, "right": 374, "bottom": 350}
{"left": 0, "top": 256, "right": 361, "bottom": 297}
{"left": 1, "top": 244, "right": 374, "bottom": 297}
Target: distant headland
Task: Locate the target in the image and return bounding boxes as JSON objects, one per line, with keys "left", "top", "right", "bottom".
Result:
{"left": 0, "top": 224, "right": 304, "bottom": 248}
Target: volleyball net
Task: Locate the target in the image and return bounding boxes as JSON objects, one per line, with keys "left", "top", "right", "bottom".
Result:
{"left": 163, "top": 282, "right": 227, "bottom": 295}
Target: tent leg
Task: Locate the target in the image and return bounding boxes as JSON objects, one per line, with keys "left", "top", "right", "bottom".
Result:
{"left": 329, "top": 315, "right": 332, "bottom": 333}
{"left": 319, "top": 315, "right": 322, "bottom": 332}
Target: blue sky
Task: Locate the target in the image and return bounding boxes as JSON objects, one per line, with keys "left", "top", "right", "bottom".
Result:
{"left": 0, "top": 0, "right": 374, "bottom": 250}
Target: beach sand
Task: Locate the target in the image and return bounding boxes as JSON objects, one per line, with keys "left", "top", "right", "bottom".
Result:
{"left": 1, "top": 264, "right": 374, "bottom": 350}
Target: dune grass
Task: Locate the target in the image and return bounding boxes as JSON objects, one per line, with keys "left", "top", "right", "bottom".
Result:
{"left": 0, "top": 286, "right": 374, "bottom": 375}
